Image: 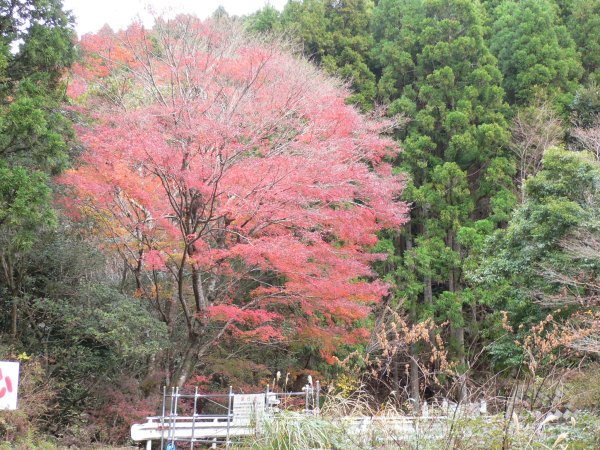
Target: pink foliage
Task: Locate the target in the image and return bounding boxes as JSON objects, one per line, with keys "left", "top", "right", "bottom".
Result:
{"left": 59, "top": 16, "right": 408, "bottom": 362}
{"left": 144, "top": 250, "right": 166, "bottom": 271}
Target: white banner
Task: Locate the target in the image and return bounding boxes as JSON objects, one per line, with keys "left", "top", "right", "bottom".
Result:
{"left": 0, "top": 361, "right": 19, "bottom": 410}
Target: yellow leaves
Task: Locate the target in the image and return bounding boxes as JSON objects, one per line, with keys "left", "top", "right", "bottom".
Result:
{"left": 17, "top": 352, "right": 31, "bottom": 362}
{"left": 334, "top": 373, "right": 360, "bottom": 398}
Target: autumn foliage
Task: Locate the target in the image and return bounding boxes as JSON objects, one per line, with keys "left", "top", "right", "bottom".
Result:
{"left": 60, "top": 16, "right": 407, "bottom": 385}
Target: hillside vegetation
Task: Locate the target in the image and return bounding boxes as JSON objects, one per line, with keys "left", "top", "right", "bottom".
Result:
{"left": 1, "top": 0, "right": 598, "bottom": 448}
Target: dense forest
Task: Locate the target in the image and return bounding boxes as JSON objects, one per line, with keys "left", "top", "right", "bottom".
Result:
{"left": 1, "top": 0, "right": 599, "bottom": 448}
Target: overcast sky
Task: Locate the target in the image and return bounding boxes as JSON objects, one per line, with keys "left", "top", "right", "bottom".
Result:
{"left": 63, "top": 0, "right": 287, "bottom": 36}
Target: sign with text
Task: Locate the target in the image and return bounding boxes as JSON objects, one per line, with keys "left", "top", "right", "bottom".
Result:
{"left": 233, "top": 394, "right": 266, "bottom": 419}
{"left": 0, "top": 361, "right": 19, "bottom": 410}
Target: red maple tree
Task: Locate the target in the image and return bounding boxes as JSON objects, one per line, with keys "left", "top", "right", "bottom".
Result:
{"left": 61, "top": 16, "right": 407, "bottom": 386}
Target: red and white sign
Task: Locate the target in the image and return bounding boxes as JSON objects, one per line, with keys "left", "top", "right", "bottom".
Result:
{"left": 0, "top": 361, "right": 19, "bottom": 410}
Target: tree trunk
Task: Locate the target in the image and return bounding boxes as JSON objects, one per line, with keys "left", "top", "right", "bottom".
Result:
{"left": 172, "top": 332, "right": 199, "bottom": 387}
{"left": 404, "top": 233, "right": 422, "bottom": 411}
{"left": 447, "top": 229, "right": 467, "bottom": 401}
{"left": 11, "top": 297, "right": 18, "bottom": 341}
{"left": 1, "top": 252, "right": 18, "bottom": 341}
{"left": 424, "top": 275, "right": 433, "bottom": 305}
{"left": 392, "top": 353, "right": 399, "bottom": 390}
{"left": 409, "top": 345, "right": 420, "bottom": 413}
{"left": 191, "top": 264, "right": 209, "bottom": 313}
{"left": 447, "top": 230, "right": 456, "bottom": 292}
{"left": 453, "top": 325, "right": 468, "bottom": 402}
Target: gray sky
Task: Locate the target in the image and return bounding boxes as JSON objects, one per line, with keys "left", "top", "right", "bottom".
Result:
{"left": 63, "top": 0, "right": 287, "bottom": 36}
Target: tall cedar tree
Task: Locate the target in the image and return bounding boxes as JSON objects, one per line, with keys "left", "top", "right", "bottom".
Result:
{"left": 282, "top": 0, "right": 377, "bottom": 110}
{"left": 488, "top": 0, "right": 582, "bottom": 109}
{"left": 567, "top": 0, "right": 600, "bottom": 82}
{"left": 61, "top": 17, "right": 408, "bottom": 386}
{"left": 371, "top": 0, "right": 513, "bottom": 402}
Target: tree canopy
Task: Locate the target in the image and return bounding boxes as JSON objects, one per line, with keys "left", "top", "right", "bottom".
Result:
{"left": 61, "top": 16, "right": 407, "bottom": 386}
{"left": 489, "top": 0, "right": 582, "bottom": 109}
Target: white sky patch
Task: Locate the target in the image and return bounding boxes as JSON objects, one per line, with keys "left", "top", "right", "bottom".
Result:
{"left": 63, "top": 0, "right": 287, "bottom": 36}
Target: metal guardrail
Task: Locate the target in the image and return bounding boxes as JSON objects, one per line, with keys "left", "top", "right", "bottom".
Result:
{"left": 132, "top": 383, "right": 321, "bottom": 449}
{"left": 131, "top": 386, "right": 492, "bottom": 449}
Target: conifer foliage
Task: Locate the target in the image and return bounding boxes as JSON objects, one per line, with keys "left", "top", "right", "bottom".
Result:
{"left": 370, "top": 0, "right": 512, "bottom": 401}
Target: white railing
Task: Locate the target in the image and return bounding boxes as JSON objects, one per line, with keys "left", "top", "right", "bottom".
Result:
{"left": 131, "top": 386, "right": 490, "bottom": 449}
{"left": 132, "top": 384, "right": 320, "bottom": 449}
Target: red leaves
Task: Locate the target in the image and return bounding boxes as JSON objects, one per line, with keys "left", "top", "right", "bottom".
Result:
{"left": 60, "top": 16, "right": 408, "bottom": 360}
{"left": 207, "top": 304, "right": 282, "bottom": 325}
